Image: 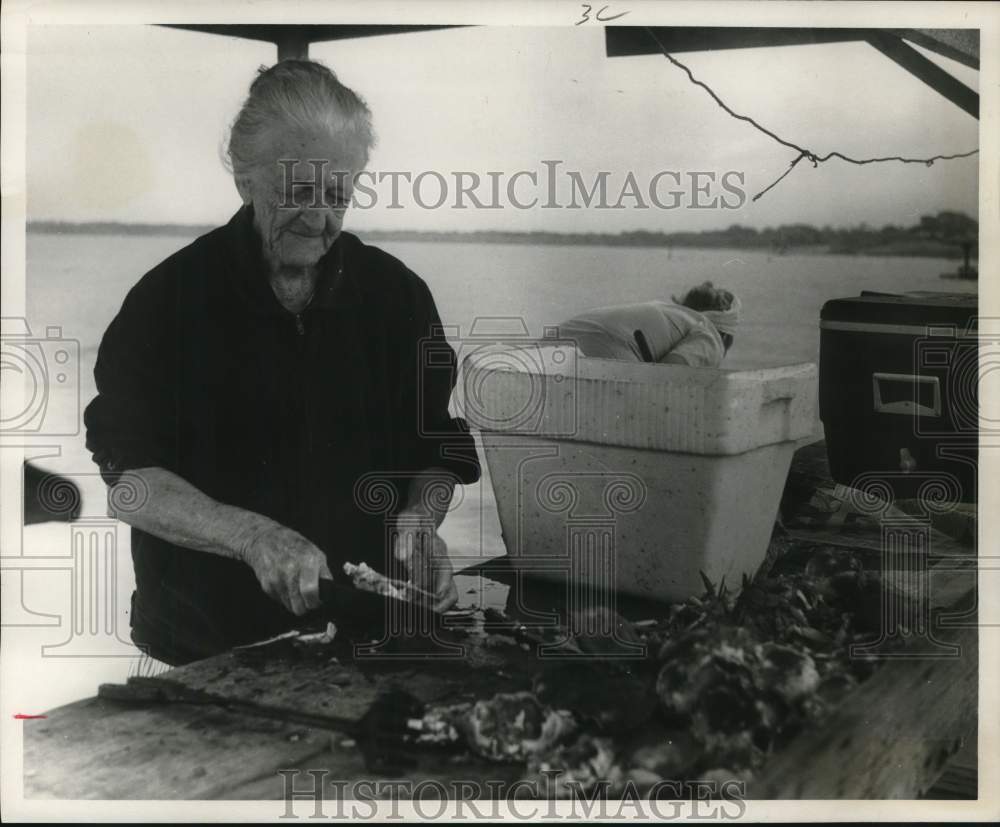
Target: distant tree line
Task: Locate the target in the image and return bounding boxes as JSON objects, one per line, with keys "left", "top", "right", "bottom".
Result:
{"left": 28, "top": 221, "right": 217, "bottom": 237}
{"left": 27, "top": 211, "right": 977, "bottom": 259}
{"left": 366, "top": 211, "right": 978, "bottom": 258}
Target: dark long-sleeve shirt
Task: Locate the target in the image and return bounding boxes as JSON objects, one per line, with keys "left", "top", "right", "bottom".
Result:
{"left": 84, "top": 206, "right": 479, "bottom": 664}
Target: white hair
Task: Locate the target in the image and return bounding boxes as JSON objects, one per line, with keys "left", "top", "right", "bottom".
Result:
{"left": 225, "top": 59, "right": 376, "bottom": 177}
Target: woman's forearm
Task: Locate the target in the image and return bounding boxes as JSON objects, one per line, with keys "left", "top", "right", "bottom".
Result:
{"left": 108, "top": 466, "right": 277, "bottom": 562}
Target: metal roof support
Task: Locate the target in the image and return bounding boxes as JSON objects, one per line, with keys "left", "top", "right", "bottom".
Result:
{"left": 275, "top": 30, "right": 309, "bottom": 60}
{"left": 158, "top": 24, "right": 459, "bottom": 61}
{"left": 866, "top": 31, "right": 979, "bottom": 119}
{"left": 605, "top": 27, "right": 980, "bottom": 120}
{"left": 605, "top": 26, "right": 871, "bottom": 56}
{"left": 889, "top": 29, "right": 980, "bottom": 70}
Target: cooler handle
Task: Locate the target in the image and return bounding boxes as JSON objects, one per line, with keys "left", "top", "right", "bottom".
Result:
{"left": 872, "top": 372, "right": 941, "bottom": 417}
{"left": 761, "top": 377, "right": 798, "bottom": 404}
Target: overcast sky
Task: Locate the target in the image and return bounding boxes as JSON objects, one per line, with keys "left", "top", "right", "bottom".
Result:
{"left": 26, "top": 24, "right": 979, "bottom": 233}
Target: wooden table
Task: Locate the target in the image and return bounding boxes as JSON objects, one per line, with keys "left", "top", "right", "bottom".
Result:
{"left": 23, "top": 442, "right": 979, "bottom": 800}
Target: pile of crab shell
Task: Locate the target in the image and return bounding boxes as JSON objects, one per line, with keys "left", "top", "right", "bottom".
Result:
{"left": 406, "top": 546, "right": 887, "bottom": 797}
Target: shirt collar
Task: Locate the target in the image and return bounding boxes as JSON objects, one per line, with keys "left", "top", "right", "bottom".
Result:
{"left": 224, "top": 205, "right": 362, "bottom": 314}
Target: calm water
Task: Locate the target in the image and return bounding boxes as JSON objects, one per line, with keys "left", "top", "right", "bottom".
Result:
{"left": 13, "top": 231, "right": 974, "bottom": 710}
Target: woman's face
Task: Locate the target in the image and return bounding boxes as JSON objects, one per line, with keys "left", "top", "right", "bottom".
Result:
{"left": 240, "top": 128, "right": 366, "bottom": 271}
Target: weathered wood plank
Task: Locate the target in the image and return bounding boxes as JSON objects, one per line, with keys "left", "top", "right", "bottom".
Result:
{"left": 221, "top": 741, "right": 524, "bottom": 801}
{"left": 923, "top": 732, "right": 978, "bottom": 799}
{"left": 752, "top": 623, "right": 978, "bottom": 799}
{"left": 23, "top": 697, "right": 336, "bottom": 799}
{"left": 147, "top": 643, "right": 538, "bottom": 731}
{"left": 147, "top": 653, "right": 381, "bottom": 728}
{"left": 781, "top": 439, "right": 978, "bottom": 623}
{"left": 24, "top": 692, "right": 523, "bottom": 801}
{"left": 736, "top": 442, "right": 981, "bottom": 798}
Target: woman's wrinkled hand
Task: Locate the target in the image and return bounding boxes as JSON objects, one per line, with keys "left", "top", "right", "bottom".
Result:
{"left": 239, "top": 523, "right": 333, "bottom": 616}
{"left": 391, "top": 509, "right": 459, "bottom": 612}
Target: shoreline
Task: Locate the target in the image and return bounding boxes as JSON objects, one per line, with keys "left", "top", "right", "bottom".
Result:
{"left": 26, "top": 222, "right": 977, "bottom": 261}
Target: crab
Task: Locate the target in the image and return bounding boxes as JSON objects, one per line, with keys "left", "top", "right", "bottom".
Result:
{"left": 524, "top": 733, "right": 622, "bottom": 799}
{"left": 404, "top": 543, "right": 888, "bottom": 787}
{"left": 464, "top": 692, "right": 577, "bottom": 762}
{"left": 408, "top": 691, "right": 577, "bottom": 763}
{"left": 654, "top": 623, "right": 824, "bottom": 770}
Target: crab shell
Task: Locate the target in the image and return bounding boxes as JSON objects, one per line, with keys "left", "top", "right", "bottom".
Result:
{"left": 459, "top": 691, "right": 577, "bottom": 762}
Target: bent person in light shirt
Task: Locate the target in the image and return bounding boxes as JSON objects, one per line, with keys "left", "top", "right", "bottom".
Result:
{"left": 558, "top": 281, "right": 742, "bottom": 367}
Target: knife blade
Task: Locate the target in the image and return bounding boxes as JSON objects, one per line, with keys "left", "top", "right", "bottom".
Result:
{"left": 316, "top": 576, "right": 439, "bottom": 625}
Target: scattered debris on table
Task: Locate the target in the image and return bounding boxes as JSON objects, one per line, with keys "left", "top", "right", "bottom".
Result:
{"left": 330, "top": 543, "right": 897, "bottom": 796}
{"left": 343, "top": 561, "right": 411, "bottom": 601}
{"left": 296, "top": 622, "right": 338, "bottom": 645}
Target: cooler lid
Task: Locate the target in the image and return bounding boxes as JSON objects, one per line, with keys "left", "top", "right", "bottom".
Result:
{"left": 821, "top": 291, "right": 978, "bottom": 329}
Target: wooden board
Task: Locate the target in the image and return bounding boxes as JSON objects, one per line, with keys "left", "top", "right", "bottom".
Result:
{"left": 923, "top": 735, "right": 978, "bottom": 799}
{"left": 753, "top": 624, "right": 977, "bottom": 799}
{"left": 25, "top": 687, "right": 528, "bottom": 801}
{"left": 147, "top": 652, "right": 381, "bottom": 728}
{"left": 145, "top": 637, "right": 540, "bottom": 730}
{"left": 24, "top": 697, "right": 334, "bottom": 799}
{"left": 755, "top": 440, "right": 980, "bottom": 798}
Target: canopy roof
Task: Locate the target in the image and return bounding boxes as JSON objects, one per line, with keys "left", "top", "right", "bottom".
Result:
{"left": 159, "top": 24, "right": 980, "bottom": 119}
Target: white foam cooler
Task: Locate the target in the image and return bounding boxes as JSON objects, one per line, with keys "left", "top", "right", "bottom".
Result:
{"left": 461, "top": 345, "right": 818, "bottom": 603}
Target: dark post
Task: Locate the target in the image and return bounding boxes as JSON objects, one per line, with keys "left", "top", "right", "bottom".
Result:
{"left": 275, "top": 30, "right": 309, "bottom": 60}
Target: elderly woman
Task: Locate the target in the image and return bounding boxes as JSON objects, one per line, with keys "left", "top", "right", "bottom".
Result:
{"left": 84, "top": 60, "right": 479, "bottom": 665}
{"left": 558, "top": 281, "right": 742, "bottom": 367}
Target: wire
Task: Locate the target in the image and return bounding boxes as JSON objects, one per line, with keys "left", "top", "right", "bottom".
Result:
{"left": 643, "top": 27, "right": 980, "bottom": 202}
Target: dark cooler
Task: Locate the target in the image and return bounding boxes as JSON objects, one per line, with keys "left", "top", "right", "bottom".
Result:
{"left": 819, "top": 291, "right": 978, "bottom": 502}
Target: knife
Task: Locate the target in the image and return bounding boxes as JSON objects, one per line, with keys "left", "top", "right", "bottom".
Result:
{"left": 316, "top": 576, "right": 439, "bottom": 629}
